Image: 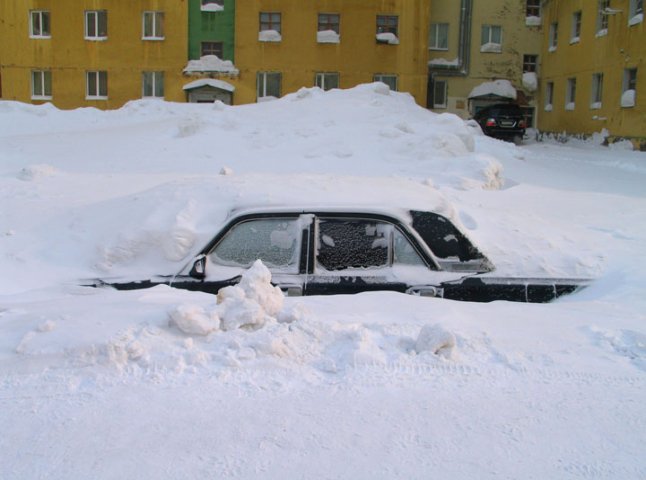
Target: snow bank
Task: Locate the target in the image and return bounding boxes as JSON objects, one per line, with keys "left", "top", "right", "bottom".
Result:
{"left": 469, "top": 79, "right": 516, "bottom": 99}
{"left": 317, "top": 30, "right": 340, "bottom": 43}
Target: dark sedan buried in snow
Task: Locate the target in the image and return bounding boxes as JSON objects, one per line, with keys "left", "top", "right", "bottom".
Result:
{"left": 92, "top": 207, "right": 590, "bottom": 303}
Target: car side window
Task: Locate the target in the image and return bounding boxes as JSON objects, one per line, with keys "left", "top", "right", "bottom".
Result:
{"left": 316, "top": 218, "right": 426, "bottom": 271}
{"left": 209, "top": 218, "right": 301, "bottom": 271}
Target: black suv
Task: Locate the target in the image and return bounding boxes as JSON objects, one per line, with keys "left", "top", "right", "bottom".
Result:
{"left": 473, "top": 103, "right": 526, "bottom": 143}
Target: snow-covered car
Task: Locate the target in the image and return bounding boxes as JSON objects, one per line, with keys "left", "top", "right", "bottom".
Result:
{"left": 473, "top": 103, "right": 526, "bottom": 144}
{"left": 95, "top": 207, "right": 590, "bottom": 303}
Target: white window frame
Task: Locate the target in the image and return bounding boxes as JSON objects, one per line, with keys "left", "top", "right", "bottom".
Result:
{"left": 31, "top": 70, "right": 52, "bottom": 99}
{"left": 622, "top": 68, "right": 638, "bottom": 107}
{"left": 433, "top": 80, "right": 448, "bottom": 109}
{"left": 545, "top": 81, "right": 554, "bottom": 111}
{"left": 429, "top": 23, "right": 448, "bottom": 50}
{"left": 481, "top": 25, "right": 502, "bottom": 52}
{"left": 565, "top": 77, "right": 576, "bottom": 110}
{"left": 596, "top": 0, "right": 610, "bottom": 34}
{"left": 85, "top": 10, "right": 107, "bottom": 40}
{"left": 590, "top": 73, "right": 603, "bottom": 108}
{"left": 143, "top": 11, "right": 165, "bottom": 40}
{"left": 86, "top": 71, "right": 108, "bottom": 100}
{"left": 629, "top": 0, "right": 644, "bottom": 17}
{"left": 315, "top": 72, "right": 339, "bottom": 91}
{"left": 257, "top": 72, "right": 281, "bottom": 100}
{"left": 142, "top": 71, "right": 164, "bottom": 98}
{"left": 29, "top": 10, "right": 51, "bottom": 38}
{"left": 570, "top": 11, "right": 582, "bottom": 44}
{"left": 526, "top": 0, "right": 541, "bottom": 17}
{"left": 549, "top": 22, "right": 558, "bottom": 51}
{"left": 373, "top": 74, "right": 398, "bottom": 92}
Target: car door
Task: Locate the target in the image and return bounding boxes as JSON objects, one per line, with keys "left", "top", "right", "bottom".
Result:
{"left": 171, "top": 214, "right": 310, "bottom": 295}
{"left": 303, "top": 214, "right": 446, "bottom": 296}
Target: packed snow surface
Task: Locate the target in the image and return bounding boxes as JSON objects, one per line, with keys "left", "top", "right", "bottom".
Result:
{"left": 1, "top": 83, "right": 645, "bottom": 479}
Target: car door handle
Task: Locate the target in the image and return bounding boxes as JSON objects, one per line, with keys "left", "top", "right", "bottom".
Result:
{"left": 279, "top": 285, "right": 303, "bottom": 296}
{"left": 406, "top": 286, "right": 443, "bottom": 298}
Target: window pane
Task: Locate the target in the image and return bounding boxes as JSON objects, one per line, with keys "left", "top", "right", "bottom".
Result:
{"left": 98, "top": 11, "right": 107, "bottom": 37}
{"left": 266, "top": 73, "right": 281, "bottom": 97}
{"left": 87, "top": 72, "right": 96, "bottom": 97}
{"left": 87, "top": 12, "right": 96, "bottom": 37}
{"left": 144, "top": 13, "right": 153, "bottom": 37}
{"left": 210, "top": 219, "right": 300, "bottom": 270}
{"left": 393, "top": 230, "right": 425, "bottom": 266}
{"left": 143, "top": 72, "right": 153, "bottom": 96}
{"left": 43, "top": 71, "right": 52, "bottom": 96}
{"left": 99, "top": 71, "right": 107, "bottom": 96}
{"left": 155, "top": 13, "right": 164, "bottom": 37}
{"left": 491, "top": 26, "right": 501, "bottom": 44}
{"left": 317, "top": 219, "right": 389, "bottom": 271}
{"left": 42, "top": 12, "right": 50, "bottom": 35}
{"left": 155, "top": 72, "right": 164, "bottom": 97}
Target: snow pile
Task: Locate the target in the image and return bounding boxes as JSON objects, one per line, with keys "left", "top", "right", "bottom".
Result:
{"left": 415, "top": 324, "right": 456, "bottom": 358}
{"left": 183, "top": 78, "right": 235, "bottom": 92}
{"left": 469, "top": 79, "right": 516, "bottom": 99}
{"left": 525, "top": 16, "right": 541, "bottom": 26}
{"left": 183, "top": 55, "right": 239, "bottom": 75}
{"left": 259, "top": 30, "right": 281, "bottom": 42}
{"left": 480, "top": 42, "right": 502, "bottom": 53}
{"left": 628, "top": 13, "right": 643, "bottom": 26}
{"left": 317, "top": 30, "right": 340, "bottom": 43}
{"left": 621, "top": 89, "right": 636, "bottom": 108}
{"left": 200, "top": 1, "right": 223, "bottom": 12}
{"left": 522, "top": 72, "right": 538, "bottom": 92}
{"left": 171, "top": 261, "right": 283, "bottom": 334}
{"left": 376, "top": 32, "right": 399, "bottom": 44}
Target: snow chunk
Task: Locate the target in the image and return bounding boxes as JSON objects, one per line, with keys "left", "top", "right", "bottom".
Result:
{"left": 376, "top": 32, "right": 399, "bottom": 45}
{"left": 317, "top": 30, "right": 340, "bottom": 43}
{"left": 183, "top": 55, "right": 239, "bottom": 75}
{"left": 169, "top": 304, "right": 220, "bottom": 336}
{"left": 18, "top": 164, "right": 58, "bottom": 181}
{"left": 201, "top": 1, "right": 223, "bottom": 12}
{"left": 569, "top": 36, "right": 580, "bottom": 44}
{"left": 544, "top": 104, "right": 553, "bottom": 112}
{"left": 590, "top": 102, "right": 602, "bottom": 110}
{"left": 183, "top": 78, "right": 235, "bottom": 93}
{"left": 480, "top": 42, "right": 501, "bottom": 53}
{"left": 522, "top": 72, "right": 537, "bottom": 92}
{"left": 428, "top": 57, "right": 459, "bottom": 67}
{"left": 469, "top": 80, "right": 516, "bottom": 100}
{"left": 565, "top": 102, "right": 575, "bottom": 111}
{"left": 259, "top": 30, "right": 281, "bottom": 42}
{"left": 415, "top": 324, "right": 456, "bottom": 359}
{"left": 237, "top": 260, "right": 284, "bottom": 317}
{"left": 596, "top": 28, "right": 608, "bottom": 37}
{"left": 629, "top": 13, "right": 643, "bottom": 26}
{"left": 525, "top": 16, "right": 541, "bottom": 26}
{"left": 621, "top": 89, "right": 636, "bottom": 108}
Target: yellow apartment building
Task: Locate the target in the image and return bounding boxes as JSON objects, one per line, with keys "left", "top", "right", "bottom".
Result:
{"left": 0, "top": 0, "right": 188, "bottom": 109}
{"left": 427, "top": 0, "right": 543, "bottom": 126}
{"left": 539, "top": 0, "right": 645, "bottom": 145}
{"left": 232, "top": 0, "right": 431, "bottom": 105}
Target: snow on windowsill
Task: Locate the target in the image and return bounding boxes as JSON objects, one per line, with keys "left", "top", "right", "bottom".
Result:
{"left": 428, "top": 57, "right": 459, "bottom": 67}
{"left": 565, "top": 102, "right": 575, "bottom": 111}
{"left": 85, "top": 36, "right": 108, "bottom": 42}
{"left": 522, "top": 72, "right": 538, "bottom": 92}
{"left": 525, "top": 16, "right": 541, "bottom": 26}
{"left": 621, "top": 89, "right": 636, "bottom": 108}
{"left": 590, "top": 102, "right": 602, "bottom": 110}
{"left": 569, "top": 36, "right": 580, "bottom": 45}
{"left": 548, "top": 45, "right": 557, "bottom": 52}
{"left": 544, "top": 104, "right": 553, "bottom": 112}
{"left": 629, "top": 13, "right": 643, "bottom": 26}
{"left": 595, "top": 28, "right": 608, "bottom": 38}
{"left": 201, "top": 3, "right": 224, "bottom": 12}
{"left": 376, "top": 32, "right": 399, "bottom": 45}
{"left": 86, "top": 96, "right": 108, "bottom": 101}
{"left": 259, "top": 30, "right": 282, "bottom": 42}
{"left": 29, "top": 35, "right": 51, "bottom": 39}
{"left": 317, "top": 30, "right": 340, "bottom": 43}
{"left": 31, "top": 96, "right": 52, "bottom": 101}
{"left": 142, "top": 36, "right": 165, "bottom": 41}
{"left": 183, "top": 55, "right": 239, "bottom": 75}
{"left": 480, "top": 42, "right": 502, "bottom": 53}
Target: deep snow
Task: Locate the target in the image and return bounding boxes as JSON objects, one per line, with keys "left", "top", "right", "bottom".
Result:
{"left": 1, "top": 84, "right": 645, "bottom": 479}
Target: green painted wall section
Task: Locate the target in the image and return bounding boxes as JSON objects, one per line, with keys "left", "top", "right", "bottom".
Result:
{"left": 188, "top": 0, "right": 236, "bottom": 61}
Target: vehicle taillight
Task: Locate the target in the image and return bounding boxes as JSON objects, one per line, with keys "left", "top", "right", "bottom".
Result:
{"left": 519, "top": 119, "right": 526, "bottom": 128}
{"left": 485, "top": 118, "right": 497, "bottom": 127}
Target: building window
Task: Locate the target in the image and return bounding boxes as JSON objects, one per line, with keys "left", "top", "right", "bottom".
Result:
{"left": 566, "top": 78, "right": 576, "bottom": 110}
{"left": 591, "top": 74, "right": 604, "bottom": 107}
{"left": 376, "top": 15, "right": 399, "bottom": 44}
{"left": 86, "top": 71, "right": 107, "bottom": 99}
{"left": 481, "top": 25, "right": 502, "bottom": 52}
{"left": 570, "top": 11, "right": 582, "bottom": 43}
{"left": 30, "top": 10, "right": 51, "bottom": 38}
{"left": 373, "top": 74, "right": 398, "bottom": 92}
{"left": 526, "top": 0, "right": 541, "bottom": 17}
{"left": 545, "top": 82, "right": 554, "bottom": 111}
{"left": 85, "top": 10, "right": 107, "bottom": 40}
{"left": 521, "top": 107, "right": 535, "bottom": 128}
{"left": 142, "top": 72, "right": 164, "bottom": 98}
{"left": 318, "top": 13, "right": 340, "bottom": 33}
{"left": 260, "top": 12, "right": 281, "bottom": 33}
{"left": 429, "top": 23, "right": 448, "bottom": 50}
{"left": 201, "top": 41, "right": 223, "bottom": 57}
{"left": 549, "top": 22, "right": 558, "bottom": 51}
{"left": 257, "top": 72, "right": 281, "bottom": 100}
{"left": 597, "top": 0, "right": 610, "bottom": 34}
{"left": 622, "top": 68, "right": 637, "bottom": 107}
{"left": 433, "top": 80, "right": 448, "bottom": 108}
{"left": 143, "top": 11, "right": 164, "bottom": 39}
{"left": 629, "top": 0, "right": 644, "bottom": 18}
{"left": 31, "top": 70, "right": 52, "bottom": 99}
{"left": 315, "top": 72, "right": 339, "bottom": 91}
{"left": 523, "top": 54, "right": 538, "bottom": 73}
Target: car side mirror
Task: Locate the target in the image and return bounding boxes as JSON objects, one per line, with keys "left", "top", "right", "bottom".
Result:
{"left": 189, "top": 255, "right": 207, "bottom": 279}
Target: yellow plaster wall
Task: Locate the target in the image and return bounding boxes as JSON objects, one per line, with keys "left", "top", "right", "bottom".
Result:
{"left": 539, "top": 0, "right": 645, "bottom": 140}
{"left": 0, "top": 0, "right": 188, "bottom": 109}
{"left": 233, "top": 0, "right": 430, "bottom": 106}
